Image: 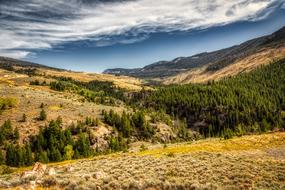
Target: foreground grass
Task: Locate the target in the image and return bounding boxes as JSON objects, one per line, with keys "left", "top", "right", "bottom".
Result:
{"left": 1, "top": 132, "right": 285, "bottom": 190}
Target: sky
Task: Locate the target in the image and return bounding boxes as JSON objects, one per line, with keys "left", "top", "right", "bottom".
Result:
{"left": 0, "top": 0, "right": 285, "bottom": 72}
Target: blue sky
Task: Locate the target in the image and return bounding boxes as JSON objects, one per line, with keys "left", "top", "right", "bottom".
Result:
{"left": 0, "top": 0, "right": 285, "bottom": 72}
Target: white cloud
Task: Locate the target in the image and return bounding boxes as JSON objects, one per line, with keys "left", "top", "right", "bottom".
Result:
{"left": 0, "top": 0, "right": 281, "bottom": 59}
{"left": 0, "top": 50, "right": 31, "bottom": 59}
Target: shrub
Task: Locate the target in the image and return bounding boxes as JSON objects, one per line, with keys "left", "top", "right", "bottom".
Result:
{"left": 64, "top": 145, "right": 74, "bottom": 160}
{"left": 166, "top": 152, "right": 175, "bottom": 157}
{"left": 140, "top": 144, "right": 148, "bottom": 152}
{"left": 30, "top": 80, "right": 40, "bottom": 85}
{"left": 21, "top": 113, "right": 27, "bottom": 122}
{"left": 39, "top": 109, "right": 47, "bottom": 121}
{"left": 0, "top": 165, "right": 13, "bottom": 174}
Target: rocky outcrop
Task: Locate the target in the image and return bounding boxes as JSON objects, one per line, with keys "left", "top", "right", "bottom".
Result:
{"left": 153, "top": 123, "right": 176, "bottom": 143}
{"left": 20, "top": 162, "right": 57, "bottom": 189}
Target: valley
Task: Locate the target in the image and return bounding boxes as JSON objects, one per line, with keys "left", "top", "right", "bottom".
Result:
{"left": 0, "top": 26, "right": 284, "bottom": 190}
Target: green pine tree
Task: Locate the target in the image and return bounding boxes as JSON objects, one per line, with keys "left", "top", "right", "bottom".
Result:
{"left": 39, "top": 151, "right": 49, "bottom": 163}
{"left": 5, "top": 144, "right": 15, "bottom": 167}
{"left": 0, "top": 150, "right": 5, "bottom": 165}
{"left": 24, "top": 143, "right": 33, "bottom": 166}
{"left": 39, "top": 109, "right": 47, "bottom": 121}
{"left": 13, "top": 127, "right": 19, "bottom": 140}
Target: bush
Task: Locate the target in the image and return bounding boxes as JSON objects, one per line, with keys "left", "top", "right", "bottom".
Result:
{"left": 39, "top": 109, "right": 47, "bottom": 121}
{"left": 224, "top": 128, "right": 234, "bottom": 140}
{"left": 21, "top": 113, "right": 27, "bottom": 122}
{"left": 140, "top": 144, "right": 148, "bottom": 152}
{"left": 30, "top": 80, "right": 40, "bottom": 85}
{"left": 0, "top": 165, "right": 13, "bottom": 174}
{"left": 166, "top": 152, "right": 175, "bottom": 157}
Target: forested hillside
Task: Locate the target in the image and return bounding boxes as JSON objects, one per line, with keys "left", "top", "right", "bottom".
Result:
{"left": 0, "top": 57, "right": 285, "bottom": 169}
{"left": 139, "top": 59, "right": 285, "bottom": 138}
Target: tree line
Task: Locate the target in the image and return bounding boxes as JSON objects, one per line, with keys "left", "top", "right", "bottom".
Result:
{"left": 49, "top": 77, "right": 126, "bottom": 105}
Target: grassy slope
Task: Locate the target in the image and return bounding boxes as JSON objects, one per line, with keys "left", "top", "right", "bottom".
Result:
{"left": 35, "top": 67, "right": 145, "bottom": 91}
{"left": 164, "top": 46, "right": 285, "bottom": 84}
{"left": 1, "top": 132, "right": 284, "bottom": 190}
{"left": 0, "top": 67, "right": 134, "bottom": 142}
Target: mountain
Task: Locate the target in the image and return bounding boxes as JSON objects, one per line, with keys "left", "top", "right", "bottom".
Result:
{"left": 104, "top": 26, "right": 285, "bottom": 83}
{"left": 0, "top": 56, "right": 62, "bottom": 71}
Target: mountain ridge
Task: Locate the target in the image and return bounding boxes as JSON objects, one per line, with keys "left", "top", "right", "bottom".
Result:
{"left": 103, "top": 26, "right": 285, "bottom": 83}
{"left": 0, "top": 56, "right": 65, "bottom": 71}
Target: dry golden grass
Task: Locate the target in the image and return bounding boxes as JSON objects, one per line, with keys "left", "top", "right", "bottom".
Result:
{"left": 164, "top": 46, "right": 285, "bottom": 84}
{"left": 35, "top": 67, "right": 145, "bottom": 91}
{"left": 0, "top": 80, "right": 125, "bottom": 143}
{"left": 138, "top": 132, "right": 285, "bottom": 156}
{"left": 1, "top": 132, "right": 284, "bottom": 190}
{"left": 6, "top": 64, "right": 147, "bottom": 91}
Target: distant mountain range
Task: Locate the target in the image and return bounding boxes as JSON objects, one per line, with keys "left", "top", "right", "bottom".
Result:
{"left": 1, "top": 26, "right": 285, "bottom": 85}
{"left": 0, "top": 56, "right": 63, "bottom": 71}
{"left": 104, "top": 26, "right": 285, "bottom": 84}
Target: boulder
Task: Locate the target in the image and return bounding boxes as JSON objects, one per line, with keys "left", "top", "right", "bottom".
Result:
{"left": 32, "top": 162, "right": 47, "bottom": 177}
{"left": 47, "top": 167, "right": 56, "bottom": 176}
{"left": 21, "top": 162, "right": 47, "bottom": 181}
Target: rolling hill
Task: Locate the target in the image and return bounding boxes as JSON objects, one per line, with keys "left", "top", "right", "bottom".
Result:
{"left": 0, "top": 56, "right": 145, "bottom": 91}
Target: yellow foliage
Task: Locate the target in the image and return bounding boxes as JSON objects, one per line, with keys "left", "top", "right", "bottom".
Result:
{"left": 0, "top": 97, "right": 18, "bottom": 110}
{"left": 138, "top": 132, "right": 285, "bottom": 157}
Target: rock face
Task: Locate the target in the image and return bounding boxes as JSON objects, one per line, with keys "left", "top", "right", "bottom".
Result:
{"left": 89, "top": 125, "right": 112, "bottom": 152}
{"left": 153, "top": 123, "right": 176, "bottom": 143}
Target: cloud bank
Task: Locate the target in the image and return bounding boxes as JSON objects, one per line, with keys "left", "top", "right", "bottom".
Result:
{"left": 0, "top": 0, "right": 283, "bottom": 58}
